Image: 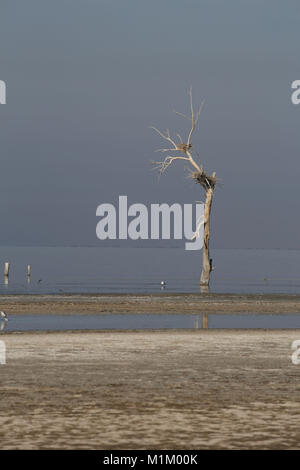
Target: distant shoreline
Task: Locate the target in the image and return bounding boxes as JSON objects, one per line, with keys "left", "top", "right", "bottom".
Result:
{"left": 1, "top": 293, "right": 300, "bottom": 314}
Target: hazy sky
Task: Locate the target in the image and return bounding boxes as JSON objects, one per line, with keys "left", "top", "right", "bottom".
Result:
{"left": 0, "top": 0, "right": 299, "bottom": 248}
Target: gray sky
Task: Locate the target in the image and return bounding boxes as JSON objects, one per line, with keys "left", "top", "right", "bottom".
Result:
{"left": 0, "top": 0, "right": 299, "bottom": 248}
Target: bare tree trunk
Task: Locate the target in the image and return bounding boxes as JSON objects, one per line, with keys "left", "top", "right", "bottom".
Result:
{"left": 200, "top": 188, "right": 213, "bottom": 286}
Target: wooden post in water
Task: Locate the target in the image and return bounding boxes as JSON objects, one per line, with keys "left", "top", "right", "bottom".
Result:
{"left": 4, "top": 262, "right": 10, "bottom": 278}
{"left": 4, "top": 262, "right": 9, "bottom": 285}
{"left": 27, "top": 264, "right": 31, "bottom": 283}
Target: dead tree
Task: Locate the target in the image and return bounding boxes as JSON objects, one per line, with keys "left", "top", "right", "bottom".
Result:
{"left": 151, "top": 89, "right": 217, "bottom": 286}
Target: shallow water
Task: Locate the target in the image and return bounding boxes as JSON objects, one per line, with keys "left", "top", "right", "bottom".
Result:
{"left": 0, "top": 246, "right": 300, "bottom": 294}
{"left": 2, "top": 313, "right": 300, "bottom": 331}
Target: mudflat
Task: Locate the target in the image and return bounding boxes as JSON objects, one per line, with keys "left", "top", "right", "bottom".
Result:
{"left": 1, "top": 293, "right": 300, "bottom": 314}
{"left": 1, "top": 329, "right": 300, "bottom": 449}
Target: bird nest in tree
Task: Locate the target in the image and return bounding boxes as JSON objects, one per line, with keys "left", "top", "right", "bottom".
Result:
{"left": 176, "top": 143, "right": 192, "bottom": 152}
{"left": 191, "top": 170, "right": 217, "bottom": 190}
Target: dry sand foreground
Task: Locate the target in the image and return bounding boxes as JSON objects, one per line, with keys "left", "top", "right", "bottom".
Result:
{"left": 1, "top": 330, "right": 300, "bottom": 449}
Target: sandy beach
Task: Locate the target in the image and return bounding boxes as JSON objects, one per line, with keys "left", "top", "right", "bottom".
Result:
{"left": 1, "top": 327, "right": 300, "bottom": 449}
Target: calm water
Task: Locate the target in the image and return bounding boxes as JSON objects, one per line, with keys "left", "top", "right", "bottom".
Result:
{"left": 0, "top": 246, "right": 299, "bottom": 294}
{"left": 2, "top": 313, "right": 300, "bottom": 331}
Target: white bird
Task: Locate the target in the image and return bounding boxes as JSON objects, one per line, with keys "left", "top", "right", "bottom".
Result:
{"left": 160, "top": 281, "right": 166, "bottom": 287}
{"left": 0, "top": 311, "right": 8, "bottom": 331}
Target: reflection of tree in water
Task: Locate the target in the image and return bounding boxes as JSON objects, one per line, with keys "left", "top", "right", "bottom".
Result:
{"left": 202, "top": 313, "right": 208, "bottom": 329}
{"left": 194, "top": 313, "right": 208, "bottom": 329}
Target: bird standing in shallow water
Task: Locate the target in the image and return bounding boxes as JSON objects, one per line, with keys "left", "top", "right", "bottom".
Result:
{"left": 0, "top": 311, "right": 8, "bottom": 331}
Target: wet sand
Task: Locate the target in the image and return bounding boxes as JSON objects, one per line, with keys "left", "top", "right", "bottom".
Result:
{"left": 1, "top": 329, "right": 300, "bottom": 449}
{"left": 1, "top": 293, "right": 300, "bottom": 314}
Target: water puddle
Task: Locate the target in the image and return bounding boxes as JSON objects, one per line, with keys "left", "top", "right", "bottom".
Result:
{"left": 2, "top": 313, "right": 300, "bottom": 332}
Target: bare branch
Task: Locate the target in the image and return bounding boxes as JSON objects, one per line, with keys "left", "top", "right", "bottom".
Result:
{"left": 173, "top": 110, "right": 192, "bottom": 121}
{"left": 186, "top": 90, "right": 204, "bottom": 147}
{"left": 151, "top": 89, "right": 205, "bottom": 176}
{"left": 155, "top": 148, "right": 179, "bottom": 153}
{"left": 186, "top": 149, "right": 201, "bottom": 172}
{"left": 149, "top": 126, "right": 178, "bottom": 150}
{"left": 152, "top": 155, "right": 189, "bottom": 177}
